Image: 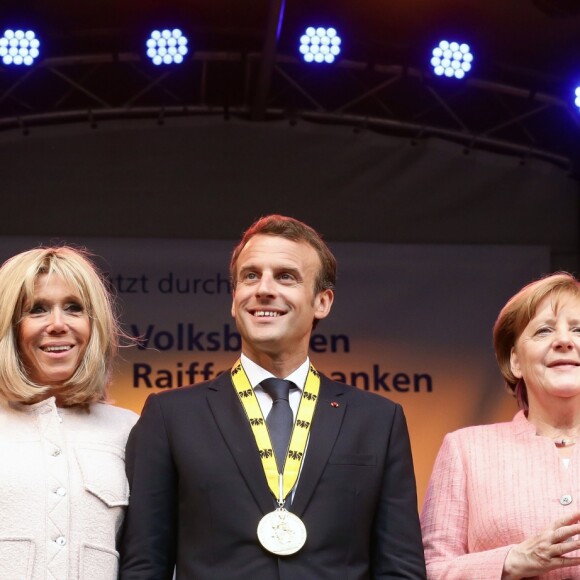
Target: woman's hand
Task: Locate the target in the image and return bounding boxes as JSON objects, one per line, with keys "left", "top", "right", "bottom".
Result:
{"left": 502, "top": 512, "right": 580, "bottom": 579}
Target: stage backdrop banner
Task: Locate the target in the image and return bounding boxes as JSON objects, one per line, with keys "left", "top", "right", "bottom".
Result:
{"left": 0, "top": 237, "right": 549, "bottom": 504}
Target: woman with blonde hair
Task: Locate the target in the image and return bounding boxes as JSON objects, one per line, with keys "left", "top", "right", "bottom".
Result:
{"left": 0, "top": 246, "right": 137, "bottom": 580}
{"left": 422, "top": 272, "right": 580, "bottom": 579}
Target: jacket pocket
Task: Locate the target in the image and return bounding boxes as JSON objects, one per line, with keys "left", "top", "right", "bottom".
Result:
{"left": 328, "top": 453, "right": 376, "bottom": 466}
{"left": 80, "top": 542, "right": 119, "bottom": 580}
{"left": 76, "top": 444, "right": 130, "bottom": 507}
{"left": 0, "top": 537, "right": 34, "bottom": 579}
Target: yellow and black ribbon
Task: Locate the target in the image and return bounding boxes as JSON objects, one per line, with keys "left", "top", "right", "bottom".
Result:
{"left": 231, "top": 359, "right": 320, "bottom": 503}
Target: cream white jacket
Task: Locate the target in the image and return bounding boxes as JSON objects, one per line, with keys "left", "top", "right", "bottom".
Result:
{"left": 0, "top": 396, "right": 138, "bottom": 580}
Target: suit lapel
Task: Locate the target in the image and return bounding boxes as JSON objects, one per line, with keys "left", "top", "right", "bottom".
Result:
{"left": 290, "top": 376, "right": 347, "bottom": 517}
{"left": 206, "top": 372, "right": 274, "bottom": 515}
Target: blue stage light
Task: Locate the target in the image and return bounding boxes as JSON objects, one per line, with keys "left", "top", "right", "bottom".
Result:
{"left": 299, "top": 27, "right": 341, "bottom": 64}
{"left": 0, "top": 29, "right": 40, "bottom": 66}
{"left": 430, "top": 40, "right": 473, "bottom": 79}
{"left": 575, "top": 87, "right": 580, "bottom": 111}
{"left": 146, "top": 29, "right": 189, "bottom": 65}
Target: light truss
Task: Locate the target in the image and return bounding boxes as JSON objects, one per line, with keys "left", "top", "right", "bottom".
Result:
{"left": 0, "top": 50, "right": 578, "bottom": 171}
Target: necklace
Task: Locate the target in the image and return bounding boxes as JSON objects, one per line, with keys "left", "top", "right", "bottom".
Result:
{"left": 554, "top": 437, "right": 577, "bottom": 448}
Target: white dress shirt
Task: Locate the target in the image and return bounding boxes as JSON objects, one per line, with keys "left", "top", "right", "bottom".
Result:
{"left": 240, "top": 353, "right": 309, "bottom": 420}
{"left": 239, "top": 353, "right": 311, "bottom": 502}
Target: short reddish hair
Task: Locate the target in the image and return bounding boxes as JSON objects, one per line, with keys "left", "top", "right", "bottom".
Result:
{"left": 493, "top": 272, "right": 580, "bottom": 409}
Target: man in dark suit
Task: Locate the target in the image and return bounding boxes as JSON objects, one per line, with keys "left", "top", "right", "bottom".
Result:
{"left": 120, "top": 215, "right": 426, "bottom": 579}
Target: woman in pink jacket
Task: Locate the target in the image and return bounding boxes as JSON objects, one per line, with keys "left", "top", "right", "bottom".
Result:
{"left": 422, "top": 272, "right": 580, "bottom": 579}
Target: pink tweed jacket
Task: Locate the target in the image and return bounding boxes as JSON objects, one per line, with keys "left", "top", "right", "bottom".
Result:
{"left": 421, "top": 411, "right": 580, "bottom": 580}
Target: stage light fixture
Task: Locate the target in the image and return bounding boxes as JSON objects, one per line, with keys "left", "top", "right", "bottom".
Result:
{"left": 430, "top": 40, "right": 473, "bottom": 79}
{"left": 575, "top": 86, "right": 580, "bottom": 111}
{"left": 299, "top": 27, "right": 341, "bottom": 64}
{"left": 0, "top": 29, "right": 40, "bottom": 66}
{"left": 146, "top": 28, "right": 189, "bottom": 65}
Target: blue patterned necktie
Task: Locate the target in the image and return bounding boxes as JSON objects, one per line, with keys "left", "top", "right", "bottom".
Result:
{"left": 261, "top": 378, "right": 294, "bottom": 473}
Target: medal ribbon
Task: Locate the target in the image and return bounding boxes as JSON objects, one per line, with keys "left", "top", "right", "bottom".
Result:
{"left": 231, "top": 359, "right": 320, "bottom": 504}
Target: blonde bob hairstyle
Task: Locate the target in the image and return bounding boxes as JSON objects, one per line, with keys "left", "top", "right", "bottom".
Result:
{"left": 0, "top": 246, "right": 120, "bottom": 406}
{"left": 493, "top": 272, "right": 580, "bottom": 410}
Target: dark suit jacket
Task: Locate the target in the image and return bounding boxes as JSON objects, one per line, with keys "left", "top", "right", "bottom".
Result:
{"left": 119, "top": 370, "right": 426, "bottom": 579}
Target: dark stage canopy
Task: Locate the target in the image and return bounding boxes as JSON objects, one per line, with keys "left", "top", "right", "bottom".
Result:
{"left": 1, "top": 0, "right": 579, "bottom": 169}
{"left": 0, "top": 0, "right": 578, "bottom": 270}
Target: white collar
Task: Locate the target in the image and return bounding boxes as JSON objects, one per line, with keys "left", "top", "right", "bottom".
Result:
{"left": 240, "top": 353, "right": 310, "bottom": 392}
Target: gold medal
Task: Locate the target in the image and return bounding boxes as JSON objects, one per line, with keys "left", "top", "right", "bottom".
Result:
{"left": 257, "top": 508, "right": 307, "bottom": 556}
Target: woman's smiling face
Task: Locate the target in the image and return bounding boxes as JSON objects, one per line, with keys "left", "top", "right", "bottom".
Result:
{"left": 18, "top": 273, "right": 90, "bottom": 389}
{"left": 510, "top": 293, "right": 580, "bottom": 408}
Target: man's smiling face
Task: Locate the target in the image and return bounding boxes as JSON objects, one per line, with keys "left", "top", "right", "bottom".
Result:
{"left": 231, "top": 234, "right": 333, "bottom": 364}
